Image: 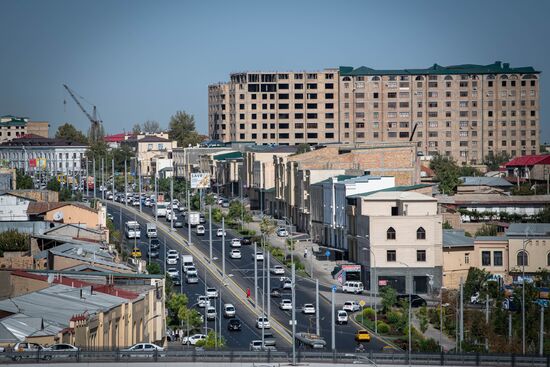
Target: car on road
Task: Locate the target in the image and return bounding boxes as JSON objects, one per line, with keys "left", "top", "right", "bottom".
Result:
{"left": 241, "top": 236, "right": 253, "bottom": 245}
{"left": 166, "top": 268, "right": 179, "bottom": 278}
{"left": 172, "top": 277, "right": 181, "bottom": 286}
{"left": 149, "top": 249, "right": 160, "bottom": 258}
{"left": 337, "top": 310, "right": 348, "bottom": 324}
{"left": 302, "top": 303, "right": 315, "bottom": 314}
{"left": 227, "top": 318, "right": 242, "bottom": 331}
{"left": 216, "top": 228, "right": 226, "bottom": 237}
{"left": 149, "top": 238, "right": 160, "bottom": 249}
{"left": 254, "top": 252, "right": 264, "bottom": 261}
{"left": 354, "top": 330, "right": 371, "bottom": 342}
{"left": 186, "top": 274, "right": 198, "bottom": 284}
{"left": 279, "top": 299, "right": 292, "bottom": 310}
{"left": 199, "top": 214, "right": 205, "bottom": 224}
{"left": 281, "top": 279, "right": 292, "bottom": 289}
{"left": 196, "top": 225, "right": 205, "bottom": 235}
{"left": 395, "top": 294, "right": 427, "bottom": 308}
{"left": 206, "top": 287, "right": 219, "bottom": 298}
{"left": 185, "top": 266, "right": 198, "bottom": 277}
{"left": 223, "top": 304, "right": 236, "bottom": 318}
{"left": 11, "top": 342, "right": 50, "bottom": 361}
{"left": 174, "top": 220, "right": 184, "bottom": 228}
{"left": 221, "top": 200, "right": 229, "bottom": 208}
{"left": 270, "top": 265, "right": 285, "bottom": 275}
{"left": 249, "top": 340, "right": 276, "bottom": 352}
{"left": 262, "top": 332, "right": 277, "bottom": 347}
{"left": 166, "top": 253, "right": 178, "bottom": 265}
{"left": 276, "top": 227, "right": 288, "bottom": 237}
{"left": 270, "top": 288, "right": 282, "bottom": 298}
{"left": 197, "top": 296, "right": 210, "bottom": 308}
{"left": 256, "top": 316, "right": 271, "bottom": 329}
{"left": 132, "top": 199, "right": 140, "bottom": 206}
{"left": 231, "top": 238, "right": 241, "bottom": 247}
{"left": 130, "top": 247, "right": 142, "bottom": 258}
{"left": 343, "top": 300, "right": 361, "bottom": 312}
{"left": 230, "top": 249, "right": 242, "bottom": 259}
{"left": 342, "top": 281, "right": 364, "bottom": 294}
{"left": 121, "top": 343, "right": 164, "bottom": 358}
{"left": 181, "top": 334, "right": 206, "bottom": 346}
{"left": 206, "top": 306, "right": 217, "bottom": 320}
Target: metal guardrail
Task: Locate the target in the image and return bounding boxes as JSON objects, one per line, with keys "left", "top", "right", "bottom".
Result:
{"left": 0, "top": 349, "right": 548, "bottom": 366}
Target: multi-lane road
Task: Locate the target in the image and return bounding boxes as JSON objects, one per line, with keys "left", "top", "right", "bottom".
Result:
{"left": 107, "top": 199, "right": 387, "bottom": 352}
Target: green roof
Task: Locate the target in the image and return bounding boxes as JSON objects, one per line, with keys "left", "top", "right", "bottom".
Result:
{"left": 339, "top": 61, "right": 539, "bottom": 76}
{"left": 213, "top": 151, "right": 243, "bottom": 161}
{"left": 352, "top": 184, "right": 433, "bottom": 197}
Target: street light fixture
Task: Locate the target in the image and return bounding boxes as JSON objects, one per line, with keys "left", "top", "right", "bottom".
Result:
{"left": 397, "top": 260, "right": 412, "bottom": 365}
{"left": 521, "top": 228, "right": 533, "bottom": 355}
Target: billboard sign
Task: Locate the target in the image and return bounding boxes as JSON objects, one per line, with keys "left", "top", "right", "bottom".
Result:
{"left": 190, "top": 172, "right": 210, "bottom": 189}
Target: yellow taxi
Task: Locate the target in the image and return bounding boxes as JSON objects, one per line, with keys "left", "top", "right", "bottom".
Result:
{"left": 130, "top": 248, "right": 142, "bottom": 258}
{"left": 354, "top": 329, "right": 371, "bottom": 342}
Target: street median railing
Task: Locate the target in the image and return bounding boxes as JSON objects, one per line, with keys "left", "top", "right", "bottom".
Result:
{"left": 0, "top": 349, "right": 548, "bottom": 366}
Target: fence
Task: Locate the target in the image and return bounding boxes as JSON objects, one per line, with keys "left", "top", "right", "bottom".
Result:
{"left": 1, "top": 349, "right": 549, "bottom": 366}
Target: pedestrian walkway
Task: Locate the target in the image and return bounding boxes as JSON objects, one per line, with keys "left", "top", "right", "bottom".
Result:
{"left": 411, "top": 311, "right": 456, "bottom": 352}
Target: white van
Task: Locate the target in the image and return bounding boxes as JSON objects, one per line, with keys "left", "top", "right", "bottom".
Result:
{"left": 342, "top": 281, "right": 364, "bottom": 294}
{"left": 146, "top": 223, "right": 157, "bottom": 238}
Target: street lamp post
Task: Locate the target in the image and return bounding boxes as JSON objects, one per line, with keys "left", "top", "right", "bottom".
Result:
{"left": 397, "top": 260, "right": 412, "bottom": 364}
{"left": 521, "top": 234, "right": 532, "bottom": 355}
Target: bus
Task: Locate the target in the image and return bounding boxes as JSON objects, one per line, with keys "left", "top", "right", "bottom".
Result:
{"left": 125, "top": 221, "right": 141, "bottom": 239}
{"left": 155, "top": 202, "right": 168, "bottom": 217}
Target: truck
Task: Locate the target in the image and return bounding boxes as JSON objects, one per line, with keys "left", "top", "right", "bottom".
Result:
{"left": 185, "top": 211, "right": 200, "bottom": 227}
{"left": 146, "top": 223, "right": 157, "bottom": 238}
{"left": 181, "top": 255, "right": 194, "bottom": 273}
{"left": 155, "top": 202, "right": 168, "bottom": 217}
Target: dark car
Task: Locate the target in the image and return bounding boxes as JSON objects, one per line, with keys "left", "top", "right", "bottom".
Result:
{"left": 270, "top": 288, "right": 282, "bottom": 298}
{"left": 150, "top": 239, "right": 160, "bottom": 250}
{"left": 174, "top": 220, "right": 184, "bottom": 228}
{"left": 149, "top": 249, "right": 160, "bottom": 258}
{"left": 241, "top": 236, "right": 253, "bottom": 246}
{"left": 395, "top": 294, "right": 427, "bottom": 308}
{"left": 227, "top": 318, "right": 242, "bottom": 331}
{"left": 173, "top": 277, "right": 181, "bottom": 286}
{"left": 263, "top": 332, "right": 276, "bottom": 346}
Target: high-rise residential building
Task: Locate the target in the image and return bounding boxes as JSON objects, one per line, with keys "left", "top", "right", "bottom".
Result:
{"left": 209, "top": 62, "right": 540, "bottom": 164}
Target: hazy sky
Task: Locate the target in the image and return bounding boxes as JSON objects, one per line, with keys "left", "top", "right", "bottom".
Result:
{"left": 1, "top": 0, "right": 549, "bottom": 143}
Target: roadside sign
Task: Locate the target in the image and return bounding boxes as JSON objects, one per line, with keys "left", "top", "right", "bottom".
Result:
{"left": 191, "top": 173, "right": 211, "bottom": 189}
{"left": 331, "top": 285, "right": 337, "bottom": 292}
{"left": 359, "top": 300, "right": 366, "bottom": 307}
{"left": 536, "top": 299, "right": 549, "bottom": 308}
{"left": 325, "top": 250, "right": 331, "bottom": 258}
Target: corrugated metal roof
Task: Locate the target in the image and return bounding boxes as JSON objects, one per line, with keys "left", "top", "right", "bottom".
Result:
{"left": 460, "top": 176, "right": 513, "bottom": 187}
{"left": 505, "top": 154, "right": 550, "bottom": 167}
{"left": 352, "top": 184, "right": 433, "bottom": 197}
{"left": 506, "top": 223, "right": 550, "bottom": 237}
{"left": 443, "top": 230, "right": 474, "bottom": 248}
{"left": 0, "top": 314, "right": 62, "bottom": 341}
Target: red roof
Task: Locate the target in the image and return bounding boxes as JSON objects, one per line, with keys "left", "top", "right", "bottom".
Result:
{"left": 104, "top": 133, "right": 128, "bottom": 143}
{"left": 505, "top": 154, "right": 550, "bottom": 167}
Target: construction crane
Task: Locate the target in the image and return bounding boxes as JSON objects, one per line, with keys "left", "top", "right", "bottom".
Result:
{"left": 63, "top": 84, "right": 104, "bottom": 144}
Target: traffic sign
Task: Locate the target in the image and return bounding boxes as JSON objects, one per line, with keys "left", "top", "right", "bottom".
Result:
{"left": 325, "top": 250, "right": 331, "bottom": 258}
{"left": 359, "top": 300, "right": 366, "bottom": 307}
{"left": 536, "top": 299, "right": 549, "bottom": 308}
{"left": 331, "top": 285, "right": 337, "bottom": 292}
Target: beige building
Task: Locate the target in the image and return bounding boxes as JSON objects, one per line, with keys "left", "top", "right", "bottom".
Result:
{"left": 506, "top": 223, "right": 550, "bottom": 279}
{"left": 130, "top": 135, "right": 177, "bottom": 177}
{"left": 209, "top": 62, "right": 540, "bottom": 165}
{"left": 347, "top": 190, "right": 443, "bottom": 294}
{"left": 0, "top": 116, "right": 49, "bottom": 143}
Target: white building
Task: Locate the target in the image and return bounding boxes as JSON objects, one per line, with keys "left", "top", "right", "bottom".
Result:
{"left": 0, "top": 134, "right": 88, "bottom": 176}
{"left": 0, "top": 193, "right": 31, "bottom": 221}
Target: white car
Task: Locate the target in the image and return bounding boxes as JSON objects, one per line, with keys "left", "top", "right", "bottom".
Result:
{"left": 276, "top": 228, "right": 288, "bottom": 237}
{"left": 166, "top": 268, "right": 179, "bottom": 278}
{"left": 224, "top": 304, "right": 236, "bottom": 318}
{"left": 132, "top": 200, "right": 140, "bottom": 206}
{"left": 302, "top": 303, "right": 315, "bottom": 314}
{"left": 254, "top": 252, "right": 264, "bottom": 261}
{"left": 206, "top": 306, "right": 217, "bottom": 320}
{"left": 230, "top": 249, "right": 242, "bottom": 259}
{"left": 186, "top": 266, "right": 198, "bottom": 277}
{"left": 231, "top": 238, "right": 241, "bottom": 247}
{"left": 279, "top": 299, "right": 292, "bottom": 310}
{"left": 121, "top": 343, "right": 164, "bottom": 357}
{"left": 197, "top": 296, "right": 210, "bottom": 308}
{"left": 216, "top": 228, "right": 226, "bottom": 237}
{"left": 181, "top": 334, "right": 206, "bottom": 346}
{"left": 256, "top": 316, "right": 271, "bottom": 329}
{"left": 343, "top": 301, "right": 361, "bottom": 312}
{"left": 206, "top": 287, "right": 219, "bottom": 298}
{"left": 271, "top": 265, "right": 285, "bottom": 275}
{"left": 337, "top": 310, "right": 349, "bottom": 324}
{"left": 196, "top": 225, "right": 205, "bottom": 235}
{"left": 166, "top": 254, "right": 178, "bottom": 265}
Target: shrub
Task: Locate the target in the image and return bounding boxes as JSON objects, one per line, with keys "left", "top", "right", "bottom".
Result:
{"left": 377, "top": 321, "right": 390, "bottom": 334}
{"left": 0, "top": 230, "right": 30, "bottom": 256}
{"left": 386, "top": 311, "right": 402, "bottom": 325}
{"left": 362, "top": 307, "right": 375, "bottom": 320}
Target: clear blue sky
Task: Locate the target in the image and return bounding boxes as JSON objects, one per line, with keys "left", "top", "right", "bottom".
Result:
{"left": 1, "top": 0, "right": 549, "bottom": 143}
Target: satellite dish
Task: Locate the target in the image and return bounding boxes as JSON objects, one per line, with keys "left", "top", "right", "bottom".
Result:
{"left": 76, "top": 248, "right": 83, "bottom": 256}
{"left": 53, "top": 211, "right": 64, "bottom": 222}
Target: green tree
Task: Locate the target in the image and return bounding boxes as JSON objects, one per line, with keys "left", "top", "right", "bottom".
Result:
{"left": 430, "top": 154, "right": 461, "bottom": 194}
{"left": 168, "top": 111, "right": 202, "bottom": 148}
{"left": 146, "top": 262, "right": 161, "bottom": 274}
{"left": 167, "top": 293, "right": 189, "bottom": 314}
{"left": 512, "top": 183, "right": 536, "bottom": 196}
{"left": 0, "top": 230, "right": 30, "bottom": 256}
{"left": 463, "top": 267, "right": 490, "bottom": 299}
{"left": 475, "top": 224, "right": 498, "bottom": 237}
{"left": 15, "top": 169, "right": 33, "bottom": 189}
{"left": 55, "top": 123, "right": 88, "bottom": 144}
{"left": 177, "top": 307, "right": 203, "bottom": 334}
{"left": 380, "top": 286, "right": 397, "bottom": 314}
{"left": 132, "top": 123, "right": 142, "bottom": 134}
{"left": 227, "top": 201, "right": 252, "bottom": 226}
{"left": 260, "top": 217, "right": 277, "bottom": 238}
{"left": 195, "top": 330, "right": 225, "bottom": 349}
{"left": 46, "top": 177, "right": 60, "bottom": 191}
{"left": 442, "top": 221, "right": 453, "bottom": 229}
{"left": 295, "top": 143, "right": 311, "bottom": 154}
{"left": 143, "top": 120, "right": 161, "bottom": 133}
{"left": 484, "top": 151, "right": 511, "bottom": 171}
{"left": 458, "top": 165, "right": 482, "bottom": 177}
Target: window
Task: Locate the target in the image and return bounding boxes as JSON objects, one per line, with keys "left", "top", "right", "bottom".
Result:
{"left": 416, "top": 227, "right": 426, "bottom": 240}
{"left": 387, "top": 227, "right": 396, "bottom": 240}
{"left": 417, "top": 250, "right": 426, "bottom": 262}
{"left": 494, "top": 251, "right": 503, "bottom": 266}
{"left": 465, "top": 253, "right": 470, "bottom": 264}
{"left": 548, "top": 252, "right": 550, "bottom": 266}
{"left": 517, "top": 251, "right": 528, "bottom": 266}
{"left": 387, "top": 250, "right": 396, "bottom": 262}
{"left": 482, "top": 251, "right": 491, "bottom": 266}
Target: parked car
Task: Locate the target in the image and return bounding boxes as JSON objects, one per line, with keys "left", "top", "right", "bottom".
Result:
{"left": 337, "top": 310, "right": 349, "bottom": 324}
{"left": 149, "top": 249, "right": 160, "bottom": 258}
{"left": 221, "top": 200, "right": 229, "bottom": 208}
{"left": 343, "top": 300, "right": 360, "bottom": 312}
{"left": 121, "top": 343, "right": 164, "bottom": 358}
{"left": 227, "top": 318, "right": 242, "bottom": 331}
{"left": 230, "top": 249, "right": 242, "bottom": 259}
{"left": 395, "top": 294, "right": 427, "bottom": 308}
{"left": 354, "top": 330, "right": 371, "bottom": 342}
{"left": 196, "top": 225, "right": 205, "bottom": 235}
{"left": 279, "top": 299, "right": 292, "bottom": 310}
{"left": 270, "top": 265, "right": 285, "bottom": 275}
{"left": 172, "top": 276, "right": 181, "bottom": 286}
{"left": 181, "top": 334, "right": 206, "bottom": 346}
{"left": 256, "top": 316, "right": 271, "bottom": 329}
{"left": 302, "top": 303, "right": 315, "bottom": 314}
{"left": 223, "top": 304, "right": 236, "bottom": 318}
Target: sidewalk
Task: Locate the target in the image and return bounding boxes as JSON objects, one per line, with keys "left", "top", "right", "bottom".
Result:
{"left": 411, "top": 312, "right": 455, "bottom": 351}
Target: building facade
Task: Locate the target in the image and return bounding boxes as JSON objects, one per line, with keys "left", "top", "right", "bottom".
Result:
{"left": 0, "top": 116, "right": 49, "bottom": 143}
{"left": 209, "top": 62, "right": 540, "bottom": 165}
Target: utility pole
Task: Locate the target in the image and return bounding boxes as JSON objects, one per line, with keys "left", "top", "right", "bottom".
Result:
{"left": 93, "top": 159, "right": 96, "bottom": 198}
{"left": 292, "top": 263, "right": 297, "bottom": 364}
{"left": 316, "top": 278, "right": 320, "bottom": 335}
{"left": 86, "top": 159, "right": 89, "bottom": 197}
{"left": 254, "top": 241, "right": 258, "bottom": 309}
{"left": 187, "top": 188, "right": 191, "bottom": 245}
{"left": 222, "top": 217, "right": 226, "bottom": 282}
{"left": 124, "top": 160, "right": 127, "bottom": 206}
{"left": 101, "top": 157, "right": 105, "bottom": 199}
{"left": 485, "top": 293, "right": 489, "bottom": 352}
{"left": 111, "top": 158, "right": 115, "bottom": 204}
{"left": 266, "top": 243, "right": 271, "bottom": 320}
{"left": 540, "top": 304, "right": 545, "bottom": 356}
{"left": 459, "top": 278, "right": 464, "bottom": 352}
{"left": 154, "top": 175, "right": 158, "bottom": 222}
{"left": 170, "top": 177, "right": 174, "bottom": 231}
{"left": 209, "top": 205, "right": 212, "bottom": 263}
{"left": 138, "top": 159, "right": 142, "bottom": 212}
{"left": 331, "top": 284, "right": 335, "bottom": 351}
{"left": 261, "top": 251, "right": 265, "bottom": 347}
{"left": 163, "top": 237, "right": 166, "bottom": 274}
